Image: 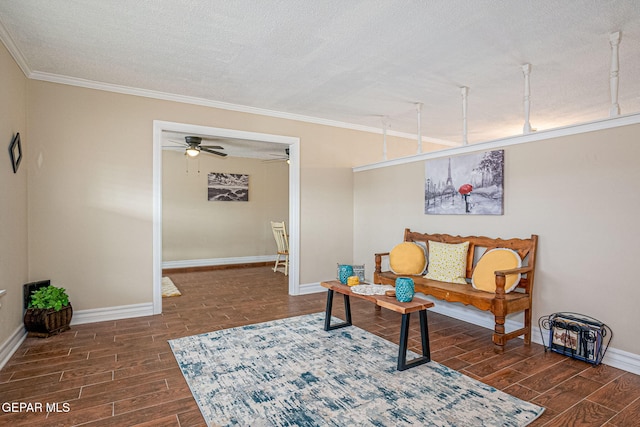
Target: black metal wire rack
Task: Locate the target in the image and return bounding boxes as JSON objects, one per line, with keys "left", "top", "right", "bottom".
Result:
{"left": 538, "top": 312, "right": 612, "bottom": 366}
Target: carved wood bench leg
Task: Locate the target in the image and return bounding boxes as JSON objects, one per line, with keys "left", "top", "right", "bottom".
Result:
{"left": 524, "top": 308, "right": 532, "bottom": 344}
{"left": 493, "top": 315, "right": 506, "bottom": 353}
{"left": 493, "top": 276, "right": 507, "bottom": 352}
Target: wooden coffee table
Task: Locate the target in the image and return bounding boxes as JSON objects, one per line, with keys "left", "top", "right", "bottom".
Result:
{"left": 320, "top": 280, "right": 434, "bottom": 371}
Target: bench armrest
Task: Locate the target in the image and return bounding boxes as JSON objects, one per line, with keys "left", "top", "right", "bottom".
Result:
{"left": 494, "top": 266, "right": 533, "bottom": 276}
{"left": 493, "top": 265, "right": 534, "bottom": 296}
{"left": 374, "top": 252, "right": 390, "bottom": 273}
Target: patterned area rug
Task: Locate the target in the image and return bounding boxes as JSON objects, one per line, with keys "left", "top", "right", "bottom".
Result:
{"left": 169, "top": 313, "right": 544, "bottom": 426}
{"left": 161, "top": 277, "right": 181, "bottom": 297}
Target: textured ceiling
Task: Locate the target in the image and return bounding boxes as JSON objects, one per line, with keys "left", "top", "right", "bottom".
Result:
{"left": 1, "top": 0, "right": 639, "bottom": 152}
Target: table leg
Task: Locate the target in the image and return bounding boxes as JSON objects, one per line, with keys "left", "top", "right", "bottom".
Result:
{"left": 323, "top": 289, "right": 352, "bottom": 331}
{"left": 397, "top": 309, "right": 431, "bottom": 371}
{"left": 343, "top": 294, "right": 352, "bottom": 325}
{"left": 419, "top": 309, "right": 431, "bottom": 359}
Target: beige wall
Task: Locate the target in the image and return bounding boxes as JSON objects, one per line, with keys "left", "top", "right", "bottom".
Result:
{"left": 0, "top": 43, "right": 28, "bottom": 349}
{"left": 24, "top": 79, "right": 415, "bottom": 313}
{"left": 3, "top": 43, "right": 639, "bottom": 364}
{"left": 162, "top": 150, "right": 289, "bottom": 260}
{"left": 354, "top": 124, "right": 640, "bottom": 355}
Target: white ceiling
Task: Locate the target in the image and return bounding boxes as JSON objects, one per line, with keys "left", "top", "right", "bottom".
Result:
{"left": 1, "top": 1, "right": 639, "bottom": 154}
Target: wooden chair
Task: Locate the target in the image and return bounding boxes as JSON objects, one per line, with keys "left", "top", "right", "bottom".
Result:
{"left": 270, "top": 221, "right": 289, "bottom": 276}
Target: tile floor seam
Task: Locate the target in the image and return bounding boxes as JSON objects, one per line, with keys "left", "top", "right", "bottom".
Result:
{"left": 511, "top": 352, "right": 574, "bottom": 377}
{"left": 603, "top": 394, "right": 640, "bottom": 425}
{"left": 583, "top": 373, "right": 638, "bottom": 412}
{"left": 582, "top": 399, "right": 623, "bottom": 426}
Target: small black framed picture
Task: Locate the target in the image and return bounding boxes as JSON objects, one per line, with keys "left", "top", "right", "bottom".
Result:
{"left": 9, "top": 132, "right": 22, "bottom": 173}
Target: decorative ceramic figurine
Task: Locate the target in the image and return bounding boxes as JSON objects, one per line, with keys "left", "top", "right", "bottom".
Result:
{"left": 395, "top": 277, "right": 415, "bottom": 302}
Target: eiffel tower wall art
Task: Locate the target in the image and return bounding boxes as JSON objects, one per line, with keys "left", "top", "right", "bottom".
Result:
{"left": 425, "top": 150, "right": 504, "bottom": 215}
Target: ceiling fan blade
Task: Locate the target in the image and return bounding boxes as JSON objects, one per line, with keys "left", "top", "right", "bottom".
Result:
{"left": 168, "top": 139, "right": 188, "bottom": 146}
{"left": 200, "top": 145, "right": 224, "bottom": 149}
{"left": 200, "top": 147, "right": 228, "bottom": 157}
{"left": 265, "top": 148, "right": 289, "bottom": 162}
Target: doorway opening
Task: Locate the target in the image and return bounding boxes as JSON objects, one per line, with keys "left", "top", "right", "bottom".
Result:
{"left": 152, "top": 120, "right": 300, "bottom": 314}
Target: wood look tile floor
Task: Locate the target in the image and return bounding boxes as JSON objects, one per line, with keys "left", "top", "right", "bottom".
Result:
{"left": 1, "top": 266, "right": 639, "bottom": 426}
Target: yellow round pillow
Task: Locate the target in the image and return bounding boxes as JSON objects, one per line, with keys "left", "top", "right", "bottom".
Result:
{"left": 389, "top": 242, "right": 427, "bottom": 275}
{"left": 471, "top": 248, "right": 522, "bottom": 293}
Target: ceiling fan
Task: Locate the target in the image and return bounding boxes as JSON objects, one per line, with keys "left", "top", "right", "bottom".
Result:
{"left": 172, "top": 136, "right": 228, "bottom": 157}
{"left": 264, "top": 148, "right": 290, "bottom": 163}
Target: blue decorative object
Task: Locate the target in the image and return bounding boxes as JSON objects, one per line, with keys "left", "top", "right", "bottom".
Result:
{"left": 338, "top": 264, "right": 353, "bottom": 284}
{"left": 395, "top": 277, "right": 415, "bottom": 302}
{"left": 168, "top": 313, "right": 544, "bottom": 426}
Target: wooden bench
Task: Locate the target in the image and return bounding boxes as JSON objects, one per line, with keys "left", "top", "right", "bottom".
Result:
{"left": 374, "top": 229, "right": 538, "bottom": 352}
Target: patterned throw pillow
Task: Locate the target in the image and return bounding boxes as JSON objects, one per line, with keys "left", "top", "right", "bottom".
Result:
{"left": 471, "top": 248, "right": 522, "bottom": 293}
{"left": 424, "top": 241, "right": 470, "bottom": 284}
{"left": 389, "top": 242, "right": 427, "bottom": 275}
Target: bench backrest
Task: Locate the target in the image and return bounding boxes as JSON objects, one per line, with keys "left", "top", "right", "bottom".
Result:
{"left": 403, "top": 228, "right": 538, "bottom": 293}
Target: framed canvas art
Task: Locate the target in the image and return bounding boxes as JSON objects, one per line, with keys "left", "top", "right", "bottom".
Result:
{"left": 208, "top": 172, "right": 249, "bottom": 201}
{"left": 425, "top": 150, "right": 504, "bottom": 215}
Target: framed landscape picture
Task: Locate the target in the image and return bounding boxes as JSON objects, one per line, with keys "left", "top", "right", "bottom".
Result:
{"left": 208, "top": 172, "right": 249, "bottom": 201}
{"left": 425, "top": 149, "right": 504, "bottom": 215}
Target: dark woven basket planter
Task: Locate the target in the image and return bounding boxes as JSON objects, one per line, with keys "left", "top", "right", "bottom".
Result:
{"left": 24, "top": 304, "right": 73, "bottom": 338}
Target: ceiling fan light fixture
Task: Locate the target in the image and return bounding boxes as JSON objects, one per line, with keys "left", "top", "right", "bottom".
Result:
{"left": 186, "top": 147, "right": 200, "bottom": 157}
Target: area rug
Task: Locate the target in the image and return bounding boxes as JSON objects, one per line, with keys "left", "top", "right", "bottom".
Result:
{"left": 169, "top": 313, "right": 544, "bottom": 426}
{"left": 162, "top": 276, "right": 181, "bottom": 297}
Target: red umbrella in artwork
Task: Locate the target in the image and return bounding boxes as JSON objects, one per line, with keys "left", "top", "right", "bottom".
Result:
{"left": 458, "top": 184, "right": 473, "bottom": 195}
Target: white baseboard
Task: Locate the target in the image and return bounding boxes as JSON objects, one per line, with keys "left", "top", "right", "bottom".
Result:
{"left": 71, "top": 303, "right": 155, "bottom": 325}
{"left": 419, "top": 295, "right": 640, "bottom": 375}
{"left": 0, "top": 324, "right": 27, "bottom": 370}
{"left": 597, "top": 347, "right": 640, "bottom": 376}
{"left": 0, "top": 303, "right": 155, "bottom": 369}
{"left": 417, "top": 294, "right": 525, "bottom": 332}
{"left": 162, "top": 255, "right": 277, "bottom": 270}
{"left": 528, "top": 325, "right": 640, "bottom": 376}
{"left": 300, "top": 285, "right": 640, "bottom": 375}
{"left": 298, "top": 281, "right": 325, "bottom": 295}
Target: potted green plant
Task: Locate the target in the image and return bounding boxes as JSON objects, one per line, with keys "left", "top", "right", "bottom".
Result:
{"left": 24, "top": 285, "right": 73, "bottom": 337}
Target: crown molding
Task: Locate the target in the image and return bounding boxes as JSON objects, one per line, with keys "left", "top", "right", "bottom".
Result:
{"left": 26, "top": 69, "right": 455, "bottom": 145}
{"left": 30, "top": 71, "right": 413, "bottom": 138}
{"left": 0, "top": 17, "right": 31, "bottom": 76}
